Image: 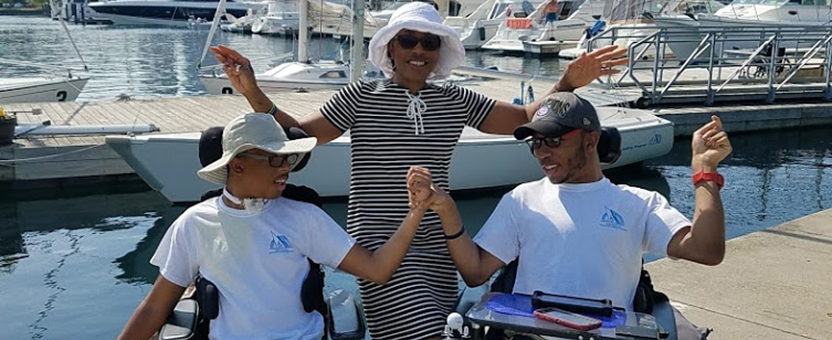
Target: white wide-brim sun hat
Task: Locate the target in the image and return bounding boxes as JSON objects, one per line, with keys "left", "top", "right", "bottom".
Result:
{"left": 368, "top": 1, "right": 465, "bottom": 80}
{"left": 197, "top": 113, "right": 317, "bottom": 185}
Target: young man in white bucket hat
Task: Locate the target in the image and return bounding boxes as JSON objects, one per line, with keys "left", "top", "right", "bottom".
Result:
{"left": 118, "top": 113, "right": 432, "bottom": 340}
{"left": 210, "top": 2, "right": 628, "bottom": 338}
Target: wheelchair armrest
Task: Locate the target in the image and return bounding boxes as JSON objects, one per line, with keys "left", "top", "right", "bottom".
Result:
{"left": 159, "top": 299, "right": 199, "bottom": 340}
{"left": 327, "top": 289, "right": 366, "bottom": 340}
{"left": 456, "top": 284, "right": 491, "bottom": 315}
{"left": 651, "top": 299, "right": 676, "bottom": 340}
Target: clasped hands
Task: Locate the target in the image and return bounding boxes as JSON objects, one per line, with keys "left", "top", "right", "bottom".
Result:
{"left": 406, "top": 166, "right": 452, "bottom": 212}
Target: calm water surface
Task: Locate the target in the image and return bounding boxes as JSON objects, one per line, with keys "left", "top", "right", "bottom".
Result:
{"left": 0, "top": 16, "right": 569, "bottom": 102}
{"left": 2, "top": 14, "right": 831, "bottom": 340}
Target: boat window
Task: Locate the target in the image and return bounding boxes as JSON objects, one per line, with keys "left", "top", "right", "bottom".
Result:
{"left": 490, "top": 3, "right": 509, "bottom": 19}
{"left": 558, "top": 0, "right": 585, "bottom": 18}
{"left": 320, "top": 71, "right": 347, "bottom": 79}
{"left": 800, "top": 0, "right": 828, "bottom": 5}
{"left": 449, "top": 0, "right": 462, "bottom": 16}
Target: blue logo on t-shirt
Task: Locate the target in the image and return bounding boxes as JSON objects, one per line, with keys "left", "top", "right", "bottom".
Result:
{"left": 600, "top": 206, "right": 626, "bottom": 231}
{"left": 269, "top": 232, "right": 293, "bottom": 254}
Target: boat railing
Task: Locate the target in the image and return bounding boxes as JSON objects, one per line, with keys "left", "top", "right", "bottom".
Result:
{"left": 609, "top": 24, "right": 832, "bottom": 105}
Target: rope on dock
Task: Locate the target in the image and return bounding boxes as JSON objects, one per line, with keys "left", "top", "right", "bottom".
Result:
{"left": 0, "top": 144, "right": 104, "bottom": 167}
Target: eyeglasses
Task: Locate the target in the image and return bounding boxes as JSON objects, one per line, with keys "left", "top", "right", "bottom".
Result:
{"left": 237, "top": 152, "right": 299, "bottom": 168}
{"left": 395, "top": 34, "right": 441, "bottom": 51}
{"left": 525, "top": 129, "right": 582, "bottom": 151}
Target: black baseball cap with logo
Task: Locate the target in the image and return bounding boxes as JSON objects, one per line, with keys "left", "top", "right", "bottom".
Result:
{"left": 513, "top": 92, "right": 601, "bottom": 140}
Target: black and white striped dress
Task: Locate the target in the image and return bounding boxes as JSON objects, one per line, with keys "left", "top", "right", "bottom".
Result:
{"left": 321, "top": 79, "right": 495, "bottom": 339}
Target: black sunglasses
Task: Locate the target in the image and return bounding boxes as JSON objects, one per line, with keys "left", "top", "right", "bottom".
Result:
{"left": 238, "top": 152, "right": 300, "bottom": 168}
{"left": 395, "top": 34, "right": 442, "bottom": 51}
{"left": 525, "top": 129, "right": 582, "bottom": 151}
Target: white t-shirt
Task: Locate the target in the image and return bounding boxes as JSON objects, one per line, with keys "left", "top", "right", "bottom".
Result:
{"left": 151, "top": 196, "right": 356, "bottom": 340}
{"left": 474, "top": 178, "right": 690, "bottom": 311}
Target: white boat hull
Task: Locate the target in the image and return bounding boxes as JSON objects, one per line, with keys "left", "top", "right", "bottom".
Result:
{"left": 457, "top": 19, "right": 503, "bottom": 49}
{"left": 0, "top": 77, "right": 89, "bottom": 104}
{"left": 200, "top": 61, "right": 352, "bottom": 94}
{"left": 251, "top": 16, "right": 300, "bottom": 35}
{"left": 200, "top": 76, "right": 347, "bottom": 94}
{"left": 106, "top": 107, "right": 674, "bottom": 203}
{"left": 655, "top": 12, "right": 832, "bottom": 62}
{"left": 481, "top": 20, "right": 587, "bottom": 54}
{"left": 89, "top": 1, "right": 264, "bottom": 27}
{"left": 91, "top": 13, "right": 210, "bottom": 27}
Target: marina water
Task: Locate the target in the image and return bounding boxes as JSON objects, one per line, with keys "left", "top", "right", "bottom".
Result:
{"left": 2, "top": 15, "right": 831, "bottom": 340}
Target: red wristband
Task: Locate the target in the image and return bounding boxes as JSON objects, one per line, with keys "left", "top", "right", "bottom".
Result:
{"left": 693, "top": 171, "right": 724, "bottom": 189}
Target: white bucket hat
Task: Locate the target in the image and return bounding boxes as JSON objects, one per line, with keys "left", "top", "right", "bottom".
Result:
{"left": 197, "top": 113, "right": 317, "bottom": 185}
{"left": 368, "top": 1, "right": 465, "bottom": 80}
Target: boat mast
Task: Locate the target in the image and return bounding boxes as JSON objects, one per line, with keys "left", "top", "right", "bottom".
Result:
{"left": 51, "top": 0, "right": 89, "bottom": 73}
{"left": 299, "top": 0, "right": 309, "bottom": 62}
{"left": 350, "top": 0, "right": 365, "bottom": 81}
{"left": 197, "top": 0, "right": 227, "bottom": 70}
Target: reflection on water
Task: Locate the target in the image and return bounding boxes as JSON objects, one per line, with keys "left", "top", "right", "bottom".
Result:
{"left": 2, "top": 128, "right": 829, "bottom": 339}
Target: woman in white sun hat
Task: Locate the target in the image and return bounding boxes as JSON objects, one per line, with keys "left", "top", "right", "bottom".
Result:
{"left": 118, "top": 113, "right": 432, "bottom": 340}
{"left": 211, "top": 2, "right": 628, "bottom": 338}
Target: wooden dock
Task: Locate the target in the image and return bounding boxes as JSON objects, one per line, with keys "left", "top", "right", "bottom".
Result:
{"left": 0, "top": 78, "right": 550, "bottom": 186}
{"left": 2, "top": 75, "right": 832, "bottom": 189}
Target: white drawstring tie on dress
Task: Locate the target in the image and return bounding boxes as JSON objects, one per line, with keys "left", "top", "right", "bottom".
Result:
{"left": 405, "top": 92, "right": 427, "bottom": 135}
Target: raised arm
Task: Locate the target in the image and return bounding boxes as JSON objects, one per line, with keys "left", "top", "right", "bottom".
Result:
{"left": 210, "top": 45, "right": 344, "bottom": 145}
{"left": 117, "top": 275, "right": 186, "bottom": 340}
{"left": 477, "top": 46, "right": 629, "bottom": 135}
{"left": 407, "top": 167, "right": 506, "bottom": 287}
{"left": 667, "top": 116, "right": 732, "bottom": 265}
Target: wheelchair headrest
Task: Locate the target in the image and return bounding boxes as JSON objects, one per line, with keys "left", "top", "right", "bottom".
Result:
{"left": 198, "top": 126, "right": 224, "bottom": 167}
{"left": 597, "top": 126, "right": 621, "bottom": 165}
{"left": 198, "top": 126, "right": 312, "bottom": 172}
{"left": 285, "top": 127, "right": 312, "bottom": 172}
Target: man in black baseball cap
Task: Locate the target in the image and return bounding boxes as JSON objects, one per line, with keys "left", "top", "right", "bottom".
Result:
{"left": 513, "top": 92, "right": 603, "bottom": 185}
{"left": 406, "top": 94, "right": 734, "bottom": 340}
{"left": 513, "top": 92, "right": 600, "bottom": 141}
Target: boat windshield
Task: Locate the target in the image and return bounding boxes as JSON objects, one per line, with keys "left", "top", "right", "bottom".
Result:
{"left": 381, "top": 1, "right": 411, "bottom": 11}
{"left": 730, "top": 0, "right": 788, "bottom": 5}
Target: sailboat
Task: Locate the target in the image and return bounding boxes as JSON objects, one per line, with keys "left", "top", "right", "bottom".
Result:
{"left": 0, "top": 75, "right": 89, "bottom": 104}
{"left": 1, "top": 0, "right": 90, "bottom": 104}
{"left": 199, "top": 0, "right": 374, "bottom": 94}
